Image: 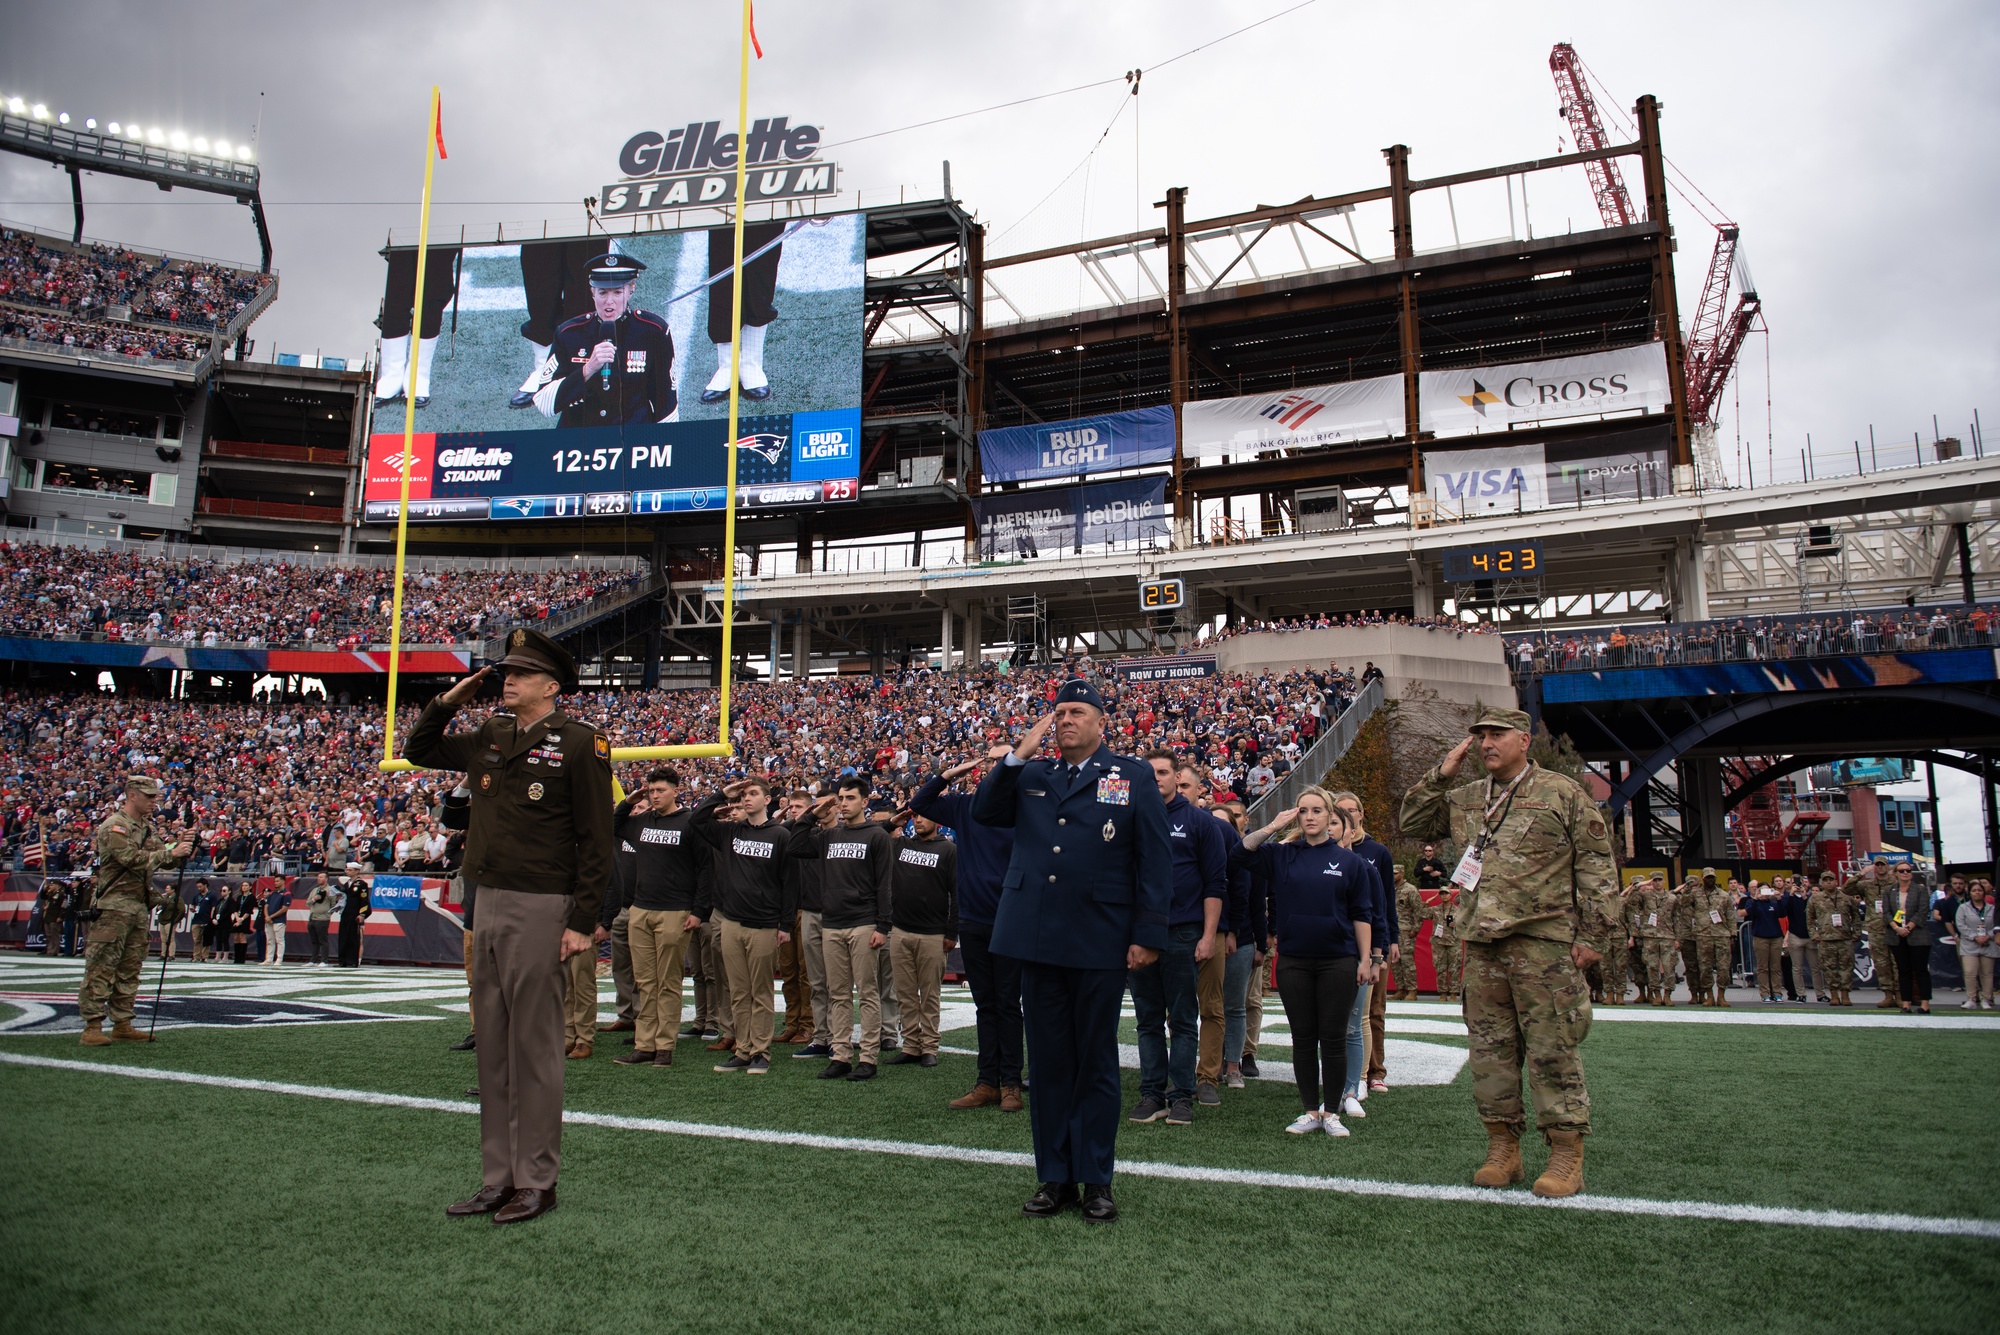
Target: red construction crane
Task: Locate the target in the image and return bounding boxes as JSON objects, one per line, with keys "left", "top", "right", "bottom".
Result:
{"left": 1549, "top": 42, "right": 1637, "bottom": 228}
{"left": 1683, "top": 225, "right": 1761, "bottom": 426}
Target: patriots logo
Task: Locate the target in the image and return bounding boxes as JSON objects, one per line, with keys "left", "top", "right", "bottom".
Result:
{"left": 495, "top": 498, "right": 534, "bottom": 516}
{"left": 735, "top": 432, "right": 788, "bottom": 465}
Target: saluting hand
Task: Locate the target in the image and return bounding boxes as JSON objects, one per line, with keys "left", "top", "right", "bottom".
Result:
{"left": 1438, "top": 735, "right": 1475, "bottom": 780}
{"left": 439, "top": 666, "right": 492, "bottom": 709}
{"left": 1013, "top": 713, "right": 1054, "bottom": 762}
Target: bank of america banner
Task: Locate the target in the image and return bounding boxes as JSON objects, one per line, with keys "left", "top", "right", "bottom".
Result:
{"left": 974, "top": 475, "right": 1168, "bottom": 559}
{"left": 1419, "top": 342, "right": 1672, "bottom": 436}
{"left": 1181, "top": 374, "right": 1403, "bottom": 458}
{"left": 978, "top": 405, "right": 1175, "bottom": 484}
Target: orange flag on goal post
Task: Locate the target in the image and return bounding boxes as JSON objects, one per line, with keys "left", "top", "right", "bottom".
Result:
{"left": 749, "top": 0, "right": 764, "bottom": 57}
{"left": 434, "top": 97, "right": 448, "bottom": 159}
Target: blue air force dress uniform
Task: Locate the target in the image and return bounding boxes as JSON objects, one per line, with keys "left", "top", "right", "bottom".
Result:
{"left": 531, "top": 253, "right": 678, "bottom": 427}
{"left": 973, "top": 680, "right": 1171, "bottom": 1203}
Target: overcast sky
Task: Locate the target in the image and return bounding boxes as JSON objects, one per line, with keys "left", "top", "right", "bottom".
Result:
{"left": 4, "top": 0, "right": 1996, "bottom": 858}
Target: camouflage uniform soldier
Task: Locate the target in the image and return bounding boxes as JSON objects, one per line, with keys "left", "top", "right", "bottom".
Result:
{"left": 1426, "top": 886, "right": 1464, "bottom": 998}
{"left": 1808, "top": 871, "right": 1860, "bottom": 1006}
{"left": 1621, "top": 881, "right": 1646, "bottom": 1003}
{"left": 154, "top": 882, "right": 182, "bottom": 960}
{"left": 1401, "top": 706, "right": 1618, "bottom": 1200}
{"left": 1631, "top": 875, "right": 1679, "bottom": 1005}
{"left": 1393, "top": 872, "right": 1424, "bottom": 1000}
{"left": 1671, "top": 875, "right": 1702, "bottom": 1003}
{"left": 1687, "top": 869, "right": 1737, "bottom": 1006}
{"left": 78, "top": 776, "right": 192, "bottom": 1046}
{"left": 1846, "top": 859, "right": 1898, "bottom": 1007}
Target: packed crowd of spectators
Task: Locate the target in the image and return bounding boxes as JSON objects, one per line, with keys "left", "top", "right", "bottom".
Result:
{"left": 1210, "top": 610, "right": 1500, "bottom": 642}
{"left": 0, "top": 306, "right": 207, "bottom": 362}
{"left": 0, "top": 659, "right": 1354, "bottom": 874}
{"left": 0, "top": 541, "right": 647, "bottom": 647}
{"left": 1506, "top": 603, "right": 1998, "bottom": 677}
{"left": 0, "top": 227, "right": 271, "bottom": 335}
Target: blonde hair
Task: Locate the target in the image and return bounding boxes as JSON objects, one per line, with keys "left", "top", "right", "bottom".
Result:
{"left": 1285, "top": 786, "right": 1348, "bottom": 840}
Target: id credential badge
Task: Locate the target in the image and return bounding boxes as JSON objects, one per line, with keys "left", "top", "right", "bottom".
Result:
{"left": 1450, "top": 844, "right": 1483, "bottom": 891}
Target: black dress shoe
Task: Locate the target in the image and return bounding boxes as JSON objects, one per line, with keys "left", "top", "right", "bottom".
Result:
{"left": 414, "top": 396, "right": 430, "bottom": 409}
{"left": 885, "top": 1051, "right": 922, "bottom": 1065}
{"left": 613, "top": 1049, "right": 656, "bottom": 1065}
{"left": 508, "top": 391, "right": 536, "bottom": 409}
{"left": 449, "top": 1033, "right": 476, "bottom": 1052}
{"left": 742, "top": 383, "right": 773, "bottom": 401}
{"left": 446, "top": 1184, "right": 513, "bottom": 1217}
{"left": 1022, "top": 1182, "right": 1079, "bottom": 1217}
{"left": 816, "top": 1060, "right": 852, "bottom": 1080}
{"left": 919, "top": 1053, "right": 938, "bottom": 1068}
{"left": 464, "top": 1086, "right": 480, "bottom": 1098}
{"left": 493, "top": 1186, "right": 557, "bottom": 1225}
{"left": 1080, "top": 1183, "right": 1118, "bottom": 1223}
{"left": 698, "top": 387, "right": 729, "bottom": 404}
{"left": 847, "top": 1062, "right": 877, "bottom": 1081}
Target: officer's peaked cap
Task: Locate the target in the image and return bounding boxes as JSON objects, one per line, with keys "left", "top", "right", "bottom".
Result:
{"left": 587, "top": 253, "right": 646, "bottom": 287}
{"left": 495, "top": 627, "right": 579, "bottom": 692}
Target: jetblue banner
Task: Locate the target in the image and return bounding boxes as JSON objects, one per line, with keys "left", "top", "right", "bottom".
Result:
{"left": 974, "top": 475, "right": 1168, "bottom": 559}
{"left": 977, "top": 405, "right": 1175, "bottom": 484}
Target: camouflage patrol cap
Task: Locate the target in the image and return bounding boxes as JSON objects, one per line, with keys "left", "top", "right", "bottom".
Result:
{"left": 126, "top": 774, "right": 161, "bottom": 797}
{"left": 1467, "top": 706, "right": 1531, "bottom": 734}
{"left": 495, "top": 626, "right": 579, "bottom": 693}
{"left": 1701, "top": 866, "right": 1717, "bottom": 878}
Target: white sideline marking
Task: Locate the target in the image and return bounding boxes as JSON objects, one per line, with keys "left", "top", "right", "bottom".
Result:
{"left": 2, "top": 1052, "right": 1994, "bottom": 1239}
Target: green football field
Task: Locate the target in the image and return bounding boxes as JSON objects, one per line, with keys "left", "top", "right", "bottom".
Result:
{"left": 2, "top": 953, "right": 1996, "bottom": 1335}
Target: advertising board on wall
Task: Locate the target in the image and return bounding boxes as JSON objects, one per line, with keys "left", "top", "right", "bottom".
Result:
{"left": 1181, "top": 373, "right": 1403, "bottom": 458}
{"left": 1423, "top": 423, "right": 1672, "bottom": 520}
{"left": 972, "top": 475, "right": 1168, "bottom": 559}
{"left": 1418, "top": 342, "right": 1672, "bottom": 436}
{"left": 976, "top": 405, "right": 1175, "bottom": 485}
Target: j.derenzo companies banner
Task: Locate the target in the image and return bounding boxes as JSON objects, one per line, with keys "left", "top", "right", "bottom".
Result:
{"left": 368, "top": 211, "right": 865, "bottom": 522}
{"left": 973, "top": 476, "right": 1168, "bottom": 559}
{"left": 977, "top": 405, "right": 1175, "bottom": 484}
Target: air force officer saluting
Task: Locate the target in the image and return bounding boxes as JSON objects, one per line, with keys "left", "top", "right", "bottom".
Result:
{"left": 974, "top": 679, "right": 1170, "bottom": 1223}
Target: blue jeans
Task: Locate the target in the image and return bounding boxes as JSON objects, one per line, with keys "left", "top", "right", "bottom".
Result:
{"left": 1222, "top": 942, "right": 1255, "bottom": 1067}
{"left": 1343, "top": 979, "right": 1370, "bottom": 1100}
{"left": 1129, "top": 921, "right": 1202, "bottom": 1101}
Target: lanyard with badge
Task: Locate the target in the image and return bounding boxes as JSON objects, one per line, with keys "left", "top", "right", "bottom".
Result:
{"left": 1451, "top": 763, "right": 1532, "bottom": 892}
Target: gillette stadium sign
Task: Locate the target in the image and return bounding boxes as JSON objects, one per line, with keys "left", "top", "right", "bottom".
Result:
{"left": 601, "top": 117, "right": 840, "bottom": 217}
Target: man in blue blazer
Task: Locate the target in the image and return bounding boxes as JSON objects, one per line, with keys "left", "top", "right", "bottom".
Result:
{"left": 974, "top": 678, "right": 1171, "bottom": 1223}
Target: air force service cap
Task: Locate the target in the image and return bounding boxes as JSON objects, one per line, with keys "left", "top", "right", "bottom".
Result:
{"left": 1054, "top": 678, "right": 1106, "bottom": 712}
{"left": 495, "top": 627, "right": 580, "bottom": 693}
{"left": 586, "top": 253, "right": 646, "bottom": 287}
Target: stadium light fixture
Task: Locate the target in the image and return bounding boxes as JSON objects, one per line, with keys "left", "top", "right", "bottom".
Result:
{"left": 85, "top": 118, "right": 96, "bottom": 130}
{"left": 147, "top": 127, "right": 164, "bottom": 145}
{"left": 238, "top": 145, "right": 252, "bottom": 161}
{"left": 126, "top": 125, "right": 142, "bottom": 140}
{"left": 31, "top": 103, "right": 48, "bottom": 120}
{"left": 57, "top": 112, "right": 70, "bottom": 125}
{"left": 6, "top": 97, "right": 23, "bottom": 114}
{"left": 192, "top": 136, "right": 209, "bottom": 152}
{"left": 107, "top": 121, "right": 120, "bottom": 134}
{"left": 169, "top": 131, "right": 188, "bottom": 150}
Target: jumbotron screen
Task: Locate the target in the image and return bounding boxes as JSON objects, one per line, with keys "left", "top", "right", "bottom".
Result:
{"left": 363, "top": 212, "right": 863, "bottom": 523}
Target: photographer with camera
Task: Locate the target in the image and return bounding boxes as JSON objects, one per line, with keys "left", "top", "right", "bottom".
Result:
{"left": 78, "top": 775, "right": 192, "bottom": 1046}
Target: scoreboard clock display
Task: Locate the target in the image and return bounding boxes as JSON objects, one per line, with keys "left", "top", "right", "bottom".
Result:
{"left": 1442, "top": 540, "right": 1542, "bottom": 582}
{"left": 1140, "top": 578, "right": 1186, "bottom": 611}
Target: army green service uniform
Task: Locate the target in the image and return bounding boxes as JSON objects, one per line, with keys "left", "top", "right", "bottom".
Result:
{"left": 1393, "top": 876, "right": 1424, "bottom": 998}
{"left": 1687, "top": 877, "right": 1737, "bottom": 1004}
{"left": 78, "top": 779, "right": 187, "bottom": 1039}
{"left": 1400, "top": 712, "right": 1620, "bottom": 1142}
{"left": 1630, "top": 878, "right": 1679, "bottom": 1004}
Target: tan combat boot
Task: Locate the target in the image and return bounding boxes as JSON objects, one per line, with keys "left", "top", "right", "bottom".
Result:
{"left": 1533, "top": 1129, "right": 1586, "bottom": 1198}
{"left": 1714, "top": 983, "right": 1730, "bottom": 1008}
{"left": 79, "top": 1019, "right": 112, "bottom": 1047}
{"left": 1472, "top": 1121, "right": 1524, "bottom": 1188}
{"left": 110, "top": 1021, "right": 154, "bottom": 1043}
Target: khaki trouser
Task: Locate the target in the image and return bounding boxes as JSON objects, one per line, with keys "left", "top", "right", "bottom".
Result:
{"left": 822, "top": 924, "right": 882, "bottom": 1064}
{"left": 470, "top": 887, "right": 568, "bottom": 1192}
{"left": 1195, "top": 943, "right": 1226, "bottom": 1083}
{"left": 564, "top": 948, "right": 598, "bottom": 1048}
{"left": 719, "top": 917, "right": 779, "bottom": 1060}
{"left": 1962, "top": 952, "right": 1994, "bottom": 1004}
{"left": 609, "top": 907, "right": 636, "bottom": 1024}
{"left": 628, "top": 907, "right": 691, "bottom": 1054}
{"left": 776, "top": 915, "right": 813, "bottom": 1035}
{"left": 799, "top": 910, "right": 832, "bottom": 1046}
{"left": 889, "top": 929, "right": 946, "bottom": 1057}
{"left": 1366, "top": 960, "right": 1388, "bottom": 1082}
{"left": 877, "top": 941, "right": 902, "bottom": 1042}
{"left": 700, "top": 920, "right": 734, "bottom": 1039}
{"left": 1752, "top": 935, "right": 1783, "bottom": 997}
{"left": 264, "top": 922, "right": 286, "bottom": 965}
{"left": 1243, "top": 951, "right": 1266, "bottom": 1058}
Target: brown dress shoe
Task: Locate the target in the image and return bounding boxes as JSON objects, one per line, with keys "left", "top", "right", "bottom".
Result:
{"left": 493, "top": 1186, "right": 558, "bottom": 1225}
{"left": 999, "top": 1085, "right": 1026, "bottom": 1113}
{"left": 602, "top": 1018, "right": 635, "bottom": 1032}
{"left": 705, "top": 1037, "right": 735, "bottom": 1052}
{"left": 446, "top": 1184, "right": 514, "bottom": 1217}
{"left": 652, "top": 1049, "right": 674, "bottom": 1067}
{"left": 567, "top": 1043, "right": 593, "bottom": 1060}
{"left": 949, "top": 1082, "right": 1001, "bottom": 1110}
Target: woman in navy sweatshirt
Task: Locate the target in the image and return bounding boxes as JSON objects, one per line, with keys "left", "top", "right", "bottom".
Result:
{"left": 1236, "top": 786, "right": 1379, "bottom": 1137}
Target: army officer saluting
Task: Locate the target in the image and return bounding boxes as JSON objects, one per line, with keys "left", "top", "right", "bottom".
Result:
{"left": 406, "top": 627, "right": 614, "bottom": 1226}
{"left": 531, "top": 252, "right": 678, "bottom": 427}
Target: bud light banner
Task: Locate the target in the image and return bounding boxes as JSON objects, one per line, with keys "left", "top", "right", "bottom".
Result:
{"left": 974, "top": 476, "right": 1168, "bottom": 560}
{"left": 977, "top": 405, "right": 1175, "bottom": 484}
{"left": 1181, "top": 373, "right": 1403, "bottom": 459}
{"left": 1418, "top": 342, "right": 1672, "bottom": 436}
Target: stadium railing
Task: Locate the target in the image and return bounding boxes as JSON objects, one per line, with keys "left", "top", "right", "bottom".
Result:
{"left": 1244, "top": 675, "right": 1385, "bottom": 828}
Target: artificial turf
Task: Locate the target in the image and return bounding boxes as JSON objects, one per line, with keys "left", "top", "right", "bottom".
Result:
{"left": 2, "top": 1000, "right": 1997, "bottom": 1334}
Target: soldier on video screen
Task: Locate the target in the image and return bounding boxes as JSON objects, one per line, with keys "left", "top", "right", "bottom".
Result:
{"left": 533, "top": 254, "right": 678, "bottom": 428}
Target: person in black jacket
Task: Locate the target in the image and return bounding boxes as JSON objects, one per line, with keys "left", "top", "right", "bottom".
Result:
{"left": 1236, "top": 788, "right": 1378, "bottom": 1138}
{"left": 690, "top": 777, "right": 812, "bottom": 1074}
{"left": 791, "top": 777, "right": 895, "bottom": 1081}
{"left": 612, "top": 768, "right": 710, "bottom": 1067}
{"left": 337, "top": 875, "right": 369, "bottom": 968}
{"left": 887, "top": 814, "right": 958, "bottom": 1068}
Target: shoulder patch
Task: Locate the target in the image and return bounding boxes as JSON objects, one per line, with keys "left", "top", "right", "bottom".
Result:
{"left": 593, "top": 733, "right": 610, "bottom": 761}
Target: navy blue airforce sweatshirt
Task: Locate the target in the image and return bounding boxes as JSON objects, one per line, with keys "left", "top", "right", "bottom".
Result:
{"left": 1233, "top": 835, "right": 1381, "bottom": 959}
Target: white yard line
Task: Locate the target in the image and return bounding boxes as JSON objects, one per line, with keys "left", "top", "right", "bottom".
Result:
{"left": 2, "top": 1052, "right": 1993, "bottom": 1240}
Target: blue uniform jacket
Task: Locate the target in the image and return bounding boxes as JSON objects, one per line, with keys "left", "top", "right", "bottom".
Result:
{"left": 1163, "top": 793, "right": 1227, "bottom": 927}
{"left": 973, "top": 743, "right": 1172, "bottom": 970}
{"left": 909, "top": 772, "right": 1016, "bottom": 929}
{"left": 1352, "top": 834, "right": 1397, "bottom": 945}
